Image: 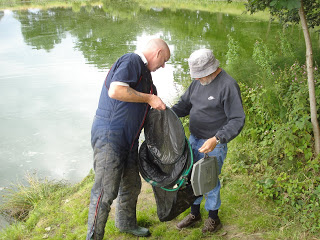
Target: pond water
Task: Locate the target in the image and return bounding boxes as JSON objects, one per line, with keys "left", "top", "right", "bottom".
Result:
{"left": 0, "top": 0, "right": 318, "bottom": 229}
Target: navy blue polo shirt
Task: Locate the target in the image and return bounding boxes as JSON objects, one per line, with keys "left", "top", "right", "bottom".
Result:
{"left": 91, "top": 53, "right": 153, "bottom": 150}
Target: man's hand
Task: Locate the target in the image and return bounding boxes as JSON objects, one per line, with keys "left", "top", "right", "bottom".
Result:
{"left": 148, "top": 94, "right": 166, "bottom": 110}
{"left": 198, "top": 137, "right": 219, "bottom": 153}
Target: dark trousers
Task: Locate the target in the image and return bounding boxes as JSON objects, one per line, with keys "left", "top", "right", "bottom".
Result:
{"left": 86, "top": 137, "right": 141, "bottom": 240}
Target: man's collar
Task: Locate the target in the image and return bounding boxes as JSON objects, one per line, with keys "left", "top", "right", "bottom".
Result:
{"left": 134, "top": 50, "right": 148, "bottom": 65}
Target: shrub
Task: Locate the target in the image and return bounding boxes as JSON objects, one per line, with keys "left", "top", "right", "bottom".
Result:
{"left": 231, "top": 61, "right": 320, "bottom": 232}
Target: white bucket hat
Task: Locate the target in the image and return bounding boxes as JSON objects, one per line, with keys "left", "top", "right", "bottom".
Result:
{"left": 188, "top": 49, "right": 220, "bottom": 79}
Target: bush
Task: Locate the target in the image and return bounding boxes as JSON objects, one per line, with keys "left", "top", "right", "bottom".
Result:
{"left": 231, "top": 61, "right": 320, "bottom": 232}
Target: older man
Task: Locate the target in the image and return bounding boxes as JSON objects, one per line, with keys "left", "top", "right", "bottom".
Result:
{"left": 172, "top": 49, "right": 245, "bottom": 233}
{"left": 86, "top": 38, "right": 170, "bottom": 240}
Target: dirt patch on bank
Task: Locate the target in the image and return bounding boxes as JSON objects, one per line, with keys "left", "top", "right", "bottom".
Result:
{"left": 110, "top": 179, "right": 267, "bottom": 240}
{"left": 109, "top": 177, "right": 155, "bottom": 218}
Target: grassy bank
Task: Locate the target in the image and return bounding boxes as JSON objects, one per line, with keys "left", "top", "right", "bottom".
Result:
{"left": 1, "top": 158, "right": 318, "bottom": 239}
{"left": 0, "top": 156, "right": 317, "bottom": 240}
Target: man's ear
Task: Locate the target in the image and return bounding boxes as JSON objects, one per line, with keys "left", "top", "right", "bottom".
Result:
{"left": 156, "top": 49, "right": 162, "bottom": 58}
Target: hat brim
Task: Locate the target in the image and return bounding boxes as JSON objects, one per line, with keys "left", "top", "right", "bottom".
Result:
{"left": 190, "top": 60, "right": 220, "bottom": 79}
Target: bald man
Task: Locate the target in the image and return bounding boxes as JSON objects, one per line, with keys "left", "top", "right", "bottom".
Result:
{"left": 86, "top": 39, "right": 170, "bottom": 239}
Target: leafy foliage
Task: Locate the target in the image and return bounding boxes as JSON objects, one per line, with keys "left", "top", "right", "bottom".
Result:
{"left": 245, "top": 0, "right": 320, "bottom": 29}
{"left": 226, "top": 34, "right": 239, "bottom": 66}
{"left": 252, "top": 39, "right": 275, "bottom": 78}
{"left": 278, "top": 30, "right": 295, "bottom": 57}
{"left": 231, "top": 60, "right": 320, "bottom": 232}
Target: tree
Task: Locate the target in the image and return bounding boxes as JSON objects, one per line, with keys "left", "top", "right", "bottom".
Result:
{"left": 243, "top": 0, "right": 320, "bottom": 156}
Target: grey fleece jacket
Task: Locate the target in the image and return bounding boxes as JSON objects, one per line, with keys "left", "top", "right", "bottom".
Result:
{"left": 171, "top": 69, "right": 245, "bottom": 143}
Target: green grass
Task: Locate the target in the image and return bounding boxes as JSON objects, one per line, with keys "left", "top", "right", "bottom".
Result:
{"left": 0, "top": 173, "right": 69, "bottom": 221}
{"left": 1, "top": 164, "right": 318, "bottom": 239}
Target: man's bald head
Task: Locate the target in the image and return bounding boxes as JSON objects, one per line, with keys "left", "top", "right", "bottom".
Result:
{"left": 145, "top": 38, "right": 169, "bottom": 52}
{"left": 142, "top": 38, "right": 170, "bottom": 72}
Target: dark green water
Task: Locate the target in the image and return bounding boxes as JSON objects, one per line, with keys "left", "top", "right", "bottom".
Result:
{"left": 0, "top": 0, "right": 319, "bottom": 194}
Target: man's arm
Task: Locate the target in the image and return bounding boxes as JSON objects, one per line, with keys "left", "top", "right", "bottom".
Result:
{"left": 108, "top": 84, "right": 166, "bottom": 110}
{"left": 199, "top": 81, "right": 245, "bottom": 153}
{"left": 214, "top": 82, "right": 245, "bottom": 143}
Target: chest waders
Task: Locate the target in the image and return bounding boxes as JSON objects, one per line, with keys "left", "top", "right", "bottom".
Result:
{"left": 87, "top": 68, "right": 153, "bottom": 240}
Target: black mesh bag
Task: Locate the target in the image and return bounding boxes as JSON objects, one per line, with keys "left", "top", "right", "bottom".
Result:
{"left": 138, "top": 107, "right": 196, "bottom": 221}
{"left": 138, "top": 140, "right": 190, "bottom": 188}
{"left": 138, "top": 108, "right": 189, "bottom": 187}
{"left": 152, "top": 183, "right": 198, "bottom": 222}
{"left": 144, "top": 107, "right": 185, "bottom": 165}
